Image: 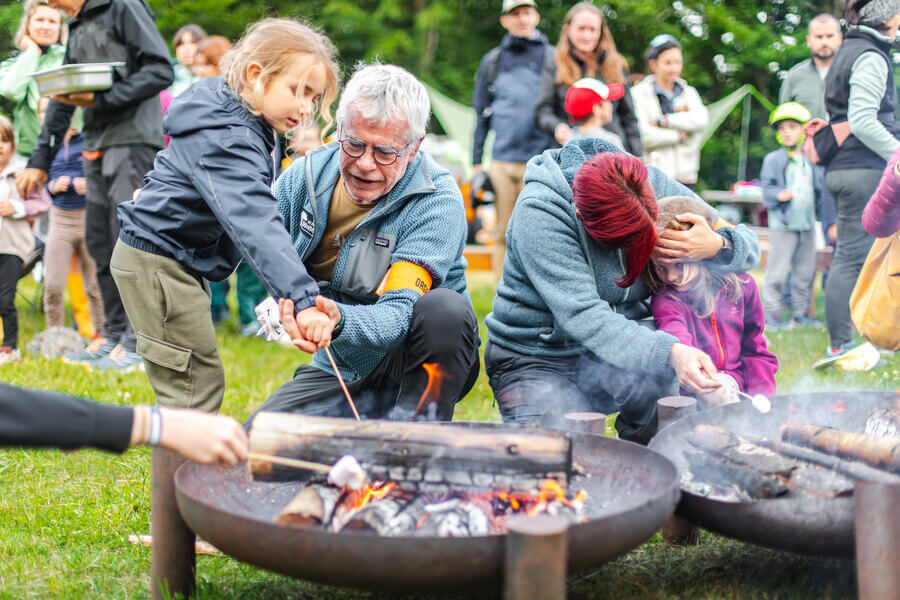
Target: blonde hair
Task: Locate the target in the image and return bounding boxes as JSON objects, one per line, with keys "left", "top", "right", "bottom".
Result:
{"left": 220, "top": 18, "right": 341, "bottom": 136}
{"left": 0, "top": 115, "right": 16, "bottom": 151}
{"left": 555, "top": 3, "right": 627, "bottom": 86}
{"left": 644, "top": 196, "right": 743, "bottom": 318}
{"left": 14, "top": 0, "right": 67, "bottom": 48}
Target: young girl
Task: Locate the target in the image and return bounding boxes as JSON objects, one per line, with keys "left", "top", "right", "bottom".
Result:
{"left": 648, "top": 195, "right": 778, "bottom": 404}
{"left": 111, "top": 19, "right": 341, "bottom": 412}
{"left": 0, "top": 115, "right": 50, "bottom": 363}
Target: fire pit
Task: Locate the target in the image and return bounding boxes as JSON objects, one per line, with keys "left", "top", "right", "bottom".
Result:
{"left": 650, "top": 391, "right": 899, "bottom": 557}
{"left": 174, "top": 423, "right": 679, "bottom": 592}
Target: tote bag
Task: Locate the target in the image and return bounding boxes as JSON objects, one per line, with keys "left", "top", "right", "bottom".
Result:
{"left": 849, "top": 231, "right": 900, "bottom": 351}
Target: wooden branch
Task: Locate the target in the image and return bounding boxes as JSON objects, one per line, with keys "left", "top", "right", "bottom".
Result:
{"left": 781, "top": 423, "right": 900, "bottom": 473}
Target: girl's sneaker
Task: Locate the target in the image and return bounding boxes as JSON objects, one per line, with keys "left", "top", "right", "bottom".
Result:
{"left": 0, "top": 347, "right": 22, "bottom": 364}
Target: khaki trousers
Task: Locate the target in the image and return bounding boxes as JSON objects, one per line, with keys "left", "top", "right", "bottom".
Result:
{"left": 488, "top": 160, "right": 527, "bottom": 280}
{"left": 110, "top": 240, "right": 224, "bottom": 413}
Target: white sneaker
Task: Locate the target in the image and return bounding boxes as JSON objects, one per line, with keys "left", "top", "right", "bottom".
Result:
{"left": 0, "top": 347, "right": 22, "bottom": 364}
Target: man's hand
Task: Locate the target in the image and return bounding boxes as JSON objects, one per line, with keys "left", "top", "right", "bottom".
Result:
{"left": 278, "top": 299, "right": 318, "bottom": 353}
{"left": 654, "top": 213, "right": 724, "bottom": 264}
{"left": 51, "top": 175, "right": 72, "bottom": 194}
{"left": 669, "top": 343, "right": 721, "bottom": 394}
{"left": 73, "top": 177, "right": 87, "bottom": 195}
{"left": 50, "top": 92, "right": 95, "bottom": 108}
{"left": 157, "top": 407, "right": 249, "bottom": 466}
{"left": 555, "top": 123, "right": 572, "bottom": 146}
{"left": 827, "top": 224, "right": 837, "bottom": 245}
{"left": 15, "top": 168, "right": 48, "bottom": 198}
{"left": 777, "top": 190, "right": 793, "bottom": 203}
{"left": 0, "top": 201, "right": 15, "bottom": 217}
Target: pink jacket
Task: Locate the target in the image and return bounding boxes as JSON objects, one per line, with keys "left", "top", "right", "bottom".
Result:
{"left": 1, "top": 155, "right": 51, "bottom": 262}
{"left": 864, "top": 145, "right": 900, "bottom": 237}
{"left": 651, "top": 275, "right": 778, "bottom": 396}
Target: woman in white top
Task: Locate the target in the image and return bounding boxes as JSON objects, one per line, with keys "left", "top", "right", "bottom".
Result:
{"left": 630, "top": 35, "right": 709, "bottom": 189}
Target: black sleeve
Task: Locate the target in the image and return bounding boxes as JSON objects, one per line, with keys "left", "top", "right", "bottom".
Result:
{"left": 27, "top": 100, "right": 76, "bottom": 172}
{"left": 536, "top": 60, "right": 564, "bottom": 138}
{"left": 616, "top": 80, "right": 644, "bottom": 156}
{"left": 471, "top": 55, "right": 491, "bottom": 166}
{"left": 0, "top": 384, "right": 133, "bottom": 453}
{"left": 92, "top": 0, "right": 174, "bottom": 112}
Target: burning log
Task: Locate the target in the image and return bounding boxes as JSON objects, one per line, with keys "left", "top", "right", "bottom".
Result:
{"left": 249, "top": 413, "right": 572, "bottom": 491}
{"left": 276, "top": 485, "right": 341, "bottom": 527}
{"left": 781, "top": 423, "right": 900, "bottom": 473}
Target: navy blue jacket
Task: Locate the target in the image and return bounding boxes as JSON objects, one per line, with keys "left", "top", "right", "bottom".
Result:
{"left": 759, "top": 147, "right": 837, "bottom": 237}
{"left": 472, "top": 33, "right": 555, "bottom": 165}
{"left": 117, "top": 76, "right": 319, "bottom": 311}
{"left": 46, "top": 133, "right": 86, "bottom": 210}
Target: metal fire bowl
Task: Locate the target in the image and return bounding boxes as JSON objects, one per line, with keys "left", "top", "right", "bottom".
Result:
{"left": 650, "top": 391, "right": 896, "bottom": 558}
{"left": 174, "top": 424, "right": 679, "bottom": 592}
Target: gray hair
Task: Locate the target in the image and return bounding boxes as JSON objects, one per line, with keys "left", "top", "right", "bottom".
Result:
{"left": 336, "top": 63, "right": 431, "bottom": 145}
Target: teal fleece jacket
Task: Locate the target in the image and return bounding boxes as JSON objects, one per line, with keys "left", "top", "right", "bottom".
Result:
{"left": 275, "top": 142, "right": 470, "bottom": 381}
{"left": 485, "top": 137, "right": 761, "bottom": 377}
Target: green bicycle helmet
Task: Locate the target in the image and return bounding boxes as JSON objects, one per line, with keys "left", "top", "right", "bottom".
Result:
{"left": 769, "top": 102, "right": 811, "bottom": 126}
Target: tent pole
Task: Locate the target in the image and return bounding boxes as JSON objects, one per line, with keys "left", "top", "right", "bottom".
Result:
{"left": 737, "top": 93, "right": 751, "bottom": 182}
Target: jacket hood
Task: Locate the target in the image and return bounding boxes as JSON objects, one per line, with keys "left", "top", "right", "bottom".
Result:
{"left": 163, "top": 76, "right": 275, "bottom": 141}
{"left": 523, "top": 136, "right": 623, "bottom": 203}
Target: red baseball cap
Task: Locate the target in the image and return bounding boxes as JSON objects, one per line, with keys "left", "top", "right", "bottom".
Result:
{"left": 564, "top": 78, "right": 625, "bottom": 120}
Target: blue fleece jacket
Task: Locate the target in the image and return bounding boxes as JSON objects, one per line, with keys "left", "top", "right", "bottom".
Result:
{"left": 486, "top": 137, "right": 761, "bottom": 377}
{"left": 472, "top": 33, "right": 555, "bottom": 165}
{"left": 275, "top": 143, "right": 471, "bottom": 381}
{"left": 46, "top": 133, "right": 86, "bottom": 210}
{"left": 117, "top": 76, "right": 319, "bottom": 312}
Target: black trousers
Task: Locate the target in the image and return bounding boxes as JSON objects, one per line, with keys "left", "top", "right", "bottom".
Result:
{"left": 250, "top": 289, "right": 481, "bottom": 422}
{"left": 83, "top": 145, "right": 158, "bottom": 351}
{"left": 0, "top": 254, "right": 23, "bottom": 348}
{"left": 484, "top": 341, "right": 676, "bottom": 444}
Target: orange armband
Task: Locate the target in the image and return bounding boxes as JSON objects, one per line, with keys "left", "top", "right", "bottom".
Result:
{"left": 714, "top": 217, "right": 735, "bottom": 229}
{"left": 375, "top": 261, "right": 433, "bottom": 297}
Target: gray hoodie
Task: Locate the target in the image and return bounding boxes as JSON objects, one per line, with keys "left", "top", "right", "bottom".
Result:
{"left": 485, "top": 137, "right": 761, "bottom": 377}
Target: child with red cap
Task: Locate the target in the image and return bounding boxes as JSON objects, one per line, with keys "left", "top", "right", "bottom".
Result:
{"left": 564, "top": 78, "right": 626, "bottom": 149}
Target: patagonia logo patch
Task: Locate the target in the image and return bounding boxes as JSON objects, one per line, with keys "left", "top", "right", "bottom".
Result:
{"left": 374, "top": 236, "right": 390, "bottom": 248}
{"left": 299, "top": 210, "right": 314, "bottom": 237}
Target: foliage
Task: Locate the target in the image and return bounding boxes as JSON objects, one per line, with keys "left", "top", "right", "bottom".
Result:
{"left": 0, "top": 1, "right": 859, "bottom": 187}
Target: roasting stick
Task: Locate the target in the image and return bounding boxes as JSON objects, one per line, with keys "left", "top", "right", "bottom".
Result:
{"left": 323, "top": 345, "right": 360, "bottom": 421}
{"left": 248, "top": 452, "right": 368, "bottom": 489}
{"left": 248, "top": 452, "right": 331, "bottom": 473}
{"left": 736, "top": 390, "right": 772, "bottom": 413}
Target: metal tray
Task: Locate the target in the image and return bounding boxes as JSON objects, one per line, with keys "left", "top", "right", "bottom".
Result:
{"left": 31, "top": 62, "right": 126, "bottom": 96}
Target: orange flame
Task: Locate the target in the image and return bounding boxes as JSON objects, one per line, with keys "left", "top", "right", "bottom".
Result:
{"left": 829, "top": 399, "right": 847, "bottom": 413}
{"left": 412, "top": 362, "right": 448, "bottom": 418}
{"left": 347, "top": 482, "right": 396, "bottom": 511}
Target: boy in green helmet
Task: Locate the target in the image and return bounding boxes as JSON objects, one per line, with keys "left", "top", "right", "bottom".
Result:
{"left": 759, "top": 102, "right": 836, "bottom": 330}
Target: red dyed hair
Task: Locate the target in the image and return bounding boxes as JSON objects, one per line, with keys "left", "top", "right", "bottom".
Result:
{"left": 572, "top": 153, "right": 658, "bottom": 287}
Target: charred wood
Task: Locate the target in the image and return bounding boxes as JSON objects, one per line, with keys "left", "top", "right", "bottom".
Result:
{"left": 684, "top": 450, "right": 788, "bottom": 499}
{"left": 781, "top": 423, "right": 900, "bottom": 473}
{"left": 865, "top": 407, "right": 900, "bottom": 439}
{"left": 249, "top": 413, "right": 572, "bottom": 490}
{"left": 276, "top": 485, "right": 341, "bottom": 527}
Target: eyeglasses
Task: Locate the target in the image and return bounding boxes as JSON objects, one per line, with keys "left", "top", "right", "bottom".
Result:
{"left": 338, "top": 133, "right": 411, "bottom": 166}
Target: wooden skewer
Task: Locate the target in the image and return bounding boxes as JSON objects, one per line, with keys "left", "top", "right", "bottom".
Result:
{"left": 247, "top": 452, "right": 331, "bottom": 473}
{"left": 323, "top": 345, "right": 360, "bottom": 421}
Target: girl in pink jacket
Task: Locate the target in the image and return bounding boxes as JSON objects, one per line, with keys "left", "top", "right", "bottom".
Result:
{"left": 864, "top": 146, "right": 900, "bottom": 237}
{"left": 0, "top": 115, "right": 50, "bottom": 362}
{"left": 647, "top": 196, "right": 778, "bottom": 404}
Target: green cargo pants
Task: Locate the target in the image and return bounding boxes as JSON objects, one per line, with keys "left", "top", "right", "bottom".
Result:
{"left": 110, "top": 240, "right": 224, "bottom": 413}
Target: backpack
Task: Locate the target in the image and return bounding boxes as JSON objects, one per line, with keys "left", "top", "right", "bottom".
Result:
{"left": 479, "top": 44, "right": 556, "bottom": 119}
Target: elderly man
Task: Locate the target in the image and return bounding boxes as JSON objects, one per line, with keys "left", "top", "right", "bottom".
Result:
{"left": 253, "top": 64, "right": 479, "bottom": 422}
{"left": 779, "top": 14, "right": 843, "bottom": 120}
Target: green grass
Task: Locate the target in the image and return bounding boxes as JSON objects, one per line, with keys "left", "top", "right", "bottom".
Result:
{"left": 0, "top": 271, "right": 897, "bottom": 599}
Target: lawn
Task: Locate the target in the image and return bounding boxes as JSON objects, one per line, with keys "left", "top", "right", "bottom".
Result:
{"left": 0, "top": 271, "right": 897, "bottom": 599}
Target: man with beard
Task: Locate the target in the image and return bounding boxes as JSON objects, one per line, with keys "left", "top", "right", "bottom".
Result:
{"left": 779, "top": 14, "right": 843, "bottom": 120}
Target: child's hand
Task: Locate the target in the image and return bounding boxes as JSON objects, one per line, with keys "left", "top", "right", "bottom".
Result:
{"left": 777, "top": 190, "right": 793, "bottom": 203}
{"left": 52, "top": 176, "right": 72, "bottom": 193}
{"left": 73, "top": 177, "right": 87, "bottom": 195}
{"left": 0, "top": 201, "right": 15, "bottom": 217}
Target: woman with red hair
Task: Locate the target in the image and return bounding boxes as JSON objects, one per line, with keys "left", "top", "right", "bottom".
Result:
{"left": 484, "top": 138, "right": 761, "bottom": 443}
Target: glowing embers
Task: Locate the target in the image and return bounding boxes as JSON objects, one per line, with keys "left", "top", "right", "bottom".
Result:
{"left": 278, "top": 478, "right": 589, "bottom": 537}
